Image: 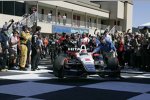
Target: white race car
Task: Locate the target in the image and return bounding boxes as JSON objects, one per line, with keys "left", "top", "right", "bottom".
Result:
{"left": 53, "top": 45, "right": 120, "bottom": 79}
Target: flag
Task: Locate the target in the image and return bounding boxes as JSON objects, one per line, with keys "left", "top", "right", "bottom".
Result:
{"left": 108, "top": 26, "right": 116, "bottom": 35}
{"left": 104, "top": 26, "right": 110, "bottom": 32}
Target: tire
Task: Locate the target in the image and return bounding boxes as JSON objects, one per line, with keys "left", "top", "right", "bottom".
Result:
{"left": 53, "top": 65, "right": 64, "bottom": 79}
{"left": 57, "top": 67, "right": 64, "bottom": 79}
{"left": 53, "top": 53, "right": 67, "bottom": 79}
{"left": 108, "top": 71, "right": 121, "bottom": 78}
{"left": 98, "top": 73, "right": 105, "bottom": 78}
{"left": 107, "top": 57, "right": 119, "bottom": 70}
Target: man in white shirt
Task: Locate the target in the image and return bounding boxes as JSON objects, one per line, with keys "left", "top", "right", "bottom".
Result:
{"left": 63, "top": 14, "right": 67, "bottom": 25}
{"left": 9, "top": 31, "right": 19, "bottom": 69}
{"left": 47, "top": 11, "right": 52, "bottom": 23}
{"left": 104, "top": 29, "right": 112, "bottom": 42}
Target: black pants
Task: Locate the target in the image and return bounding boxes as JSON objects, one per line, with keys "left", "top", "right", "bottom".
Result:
{"left": 0, "top": 53, "right": 3, "bottom": 69}
{"left": 117, "top": 51, "right": 124, "bottom": 66}
{"left": 31, "top": 47, "right": 40, "bottom": 70}
{"left": 135, "top": 55, "right": 141, "bottom": 68}
{"left": 124, "top": 50, "right": 130, "bottom": 65}
{"left": 2, "top": 49, "right": 8, "bottom": 68}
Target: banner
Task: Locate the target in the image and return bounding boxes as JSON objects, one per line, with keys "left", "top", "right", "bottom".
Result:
{"left": 52, "top": 25, "right": 89, "bottom": 34}
{"left": 52, "top": 25, "right": 71, "bottom": 33}
{"left": 71, "top": 28, "right": 89, "bottom": 34}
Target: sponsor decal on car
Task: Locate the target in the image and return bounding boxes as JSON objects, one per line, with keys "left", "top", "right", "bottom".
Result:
{"left": 85, "top": 58, "right": 91, "bottom": 61}
{"left": 68, "top": 48, "right": 80, "bottom": 51}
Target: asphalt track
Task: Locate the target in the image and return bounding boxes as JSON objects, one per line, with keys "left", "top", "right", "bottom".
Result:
{"left": 0, "top": 57, "right": 150, "bottom": 100}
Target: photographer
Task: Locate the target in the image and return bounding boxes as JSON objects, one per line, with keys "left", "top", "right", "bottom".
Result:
{"left": 0, "top": 19, "right": 14, "bottom": 71}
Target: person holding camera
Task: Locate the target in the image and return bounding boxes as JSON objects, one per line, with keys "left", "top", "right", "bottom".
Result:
{"left": 0, "top": 19, "right": 14, "bottom": 71}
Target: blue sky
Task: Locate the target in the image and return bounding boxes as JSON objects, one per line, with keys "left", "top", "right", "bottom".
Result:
{"left": 133, "top": 0, "right": 150, "bottom": 27}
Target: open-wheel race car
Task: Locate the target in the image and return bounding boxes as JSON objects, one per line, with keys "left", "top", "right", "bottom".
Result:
{"left": 53, "top": 45, "right": 121, "bottom": 79}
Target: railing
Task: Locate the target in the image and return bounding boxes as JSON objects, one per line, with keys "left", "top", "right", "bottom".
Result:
{"left": 20, "top": 12, "right": 37, "bottom": 28}
{"left": 38, "top": 13, "right": 55, "bottom": 23}
{"left": 37, "top": 13, "right": 110, "bottom": 31}
{"left": 101, "top": 24, "right": 108, "bottom": 30}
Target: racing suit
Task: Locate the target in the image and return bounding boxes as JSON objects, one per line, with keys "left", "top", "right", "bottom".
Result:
{"left": 19, "top": 31, "right": 31, "bottom": 69}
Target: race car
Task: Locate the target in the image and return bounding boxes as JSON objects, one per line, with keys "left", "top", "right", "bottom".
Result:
{"left": 53, "top": 45, "right": 120, "bottom": 79}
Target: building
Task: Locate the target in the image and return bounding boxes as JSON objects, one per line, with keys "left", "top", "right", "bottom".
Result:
{"left": 0, "top": 1, "right": 133, "bottom": 35}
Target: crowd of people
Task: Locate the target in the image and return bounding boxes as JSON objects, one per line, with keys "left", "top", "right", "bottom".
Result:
{"left": 0, "top": 18, "right": 150, "bottom": 72}
{"left": 0, "top": 19, "right": 47, "bottom": 71}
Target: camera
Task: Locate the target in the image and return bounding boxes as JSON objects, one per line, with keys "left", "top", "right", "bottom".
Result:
{"left": 9, "top": 19, "right": 14, "bottom": 23}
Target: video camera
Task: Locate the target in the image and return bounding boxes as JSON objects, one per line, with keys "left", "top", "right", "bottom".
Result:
{"left": 9, "top": 19, "right": 14, "bottom": 23}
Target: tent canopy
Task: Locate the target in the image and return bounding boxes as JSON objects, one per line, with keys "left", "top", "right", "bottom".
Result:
{"left": 138, "top": 22, "right": 150, "bottom": 29}
{"left": 141, "top": 22, "right": 150, "bottom": 26}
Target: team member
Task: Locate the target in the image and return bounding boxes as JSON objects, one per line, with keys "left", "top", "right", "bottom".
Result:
{"left": 26, "top": 27, "right": 32, "bottom": 68}
{"left": 92, "top": 36, "right": 116, "bottom": 64}
{"left": 19, "top": 26, "right": 32, "bottom": 71}
{"left": 31, "top": 26, "right": 42, "bottom": 71}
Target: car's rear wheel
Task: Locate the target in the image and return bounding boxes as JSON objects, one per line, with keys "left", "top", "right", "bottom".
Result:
{"left": 98, "top": 73, "right": 106, "bottom": 78}
{"left": 108, "top": 70, "right": 121, "bottom": 78}
{"left": 53, "top": 54, "right": 67, "bottom": 79}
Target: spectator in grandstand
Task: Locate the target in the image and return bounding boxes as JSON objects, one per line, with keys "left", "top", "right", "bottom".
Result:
{"left": 58, "top": 12, "right": 61, "bottom": 24}
{"left": 63, "top": 13, "right": 67, "bottom": 25}
{"left": 47, "top": 11, "right": 52, "bottom": 23}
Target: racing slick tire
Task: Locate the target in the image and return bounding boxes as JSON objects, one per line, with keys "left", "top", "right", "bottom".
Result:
{"left": 107, "top": 57, "right": 119, "bottom": 70}
{"left": 107, "top": 57, "right": 121, "bottom": 78}
{"left": 108, "top": 70, "right": 121, "bottom": 78}
{"left": 98, "top": 73, "right": 106, "bottom": 78}
{"left": 99, "top": 57, "right": 120, "bottom": 78}
{"left": 53, "top": 53, "right": 67, "bottom": 79}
